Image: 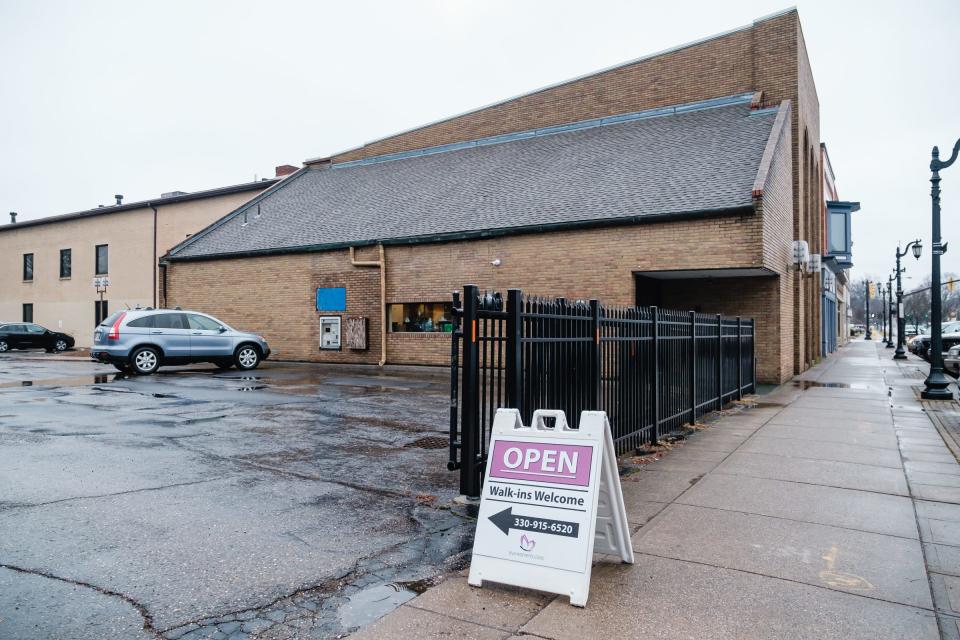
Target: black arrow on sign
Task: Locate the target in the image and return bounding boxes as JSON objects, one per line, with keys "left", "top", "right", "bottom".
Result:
{"left": 488, "top": 506, "right": 579, "bottom": 538}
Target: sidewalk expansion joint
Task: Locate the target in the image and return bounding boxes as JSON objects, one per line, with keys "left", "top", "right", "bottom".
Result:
{"left": 668, "top": 501, "right": 922, "bottom": 543}
{"left": 634, "top": 551, "right": 935, "bottom": 613}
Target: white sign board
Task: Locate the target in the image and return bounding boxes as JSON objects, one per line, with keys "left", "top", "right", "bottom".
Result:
{"left": 468, "top": 409, "right": 633, "bottom": 607}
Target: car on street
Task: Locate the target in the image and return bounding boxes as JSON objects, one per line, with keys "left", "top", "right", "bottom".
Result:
{"left": 911, "top": 321, "right": 960, "bottom": 360}
{"left": 0, "top": 323, "right": 75, "bottom": 353}
{"left": 90, "top": 309, "right": 270, "bottom": 375}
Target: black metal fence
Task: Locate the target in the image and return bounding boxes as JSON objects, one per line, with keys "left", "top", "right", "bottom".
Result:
{"left": 448, "top": 285, "right": 756, "bottom": 497}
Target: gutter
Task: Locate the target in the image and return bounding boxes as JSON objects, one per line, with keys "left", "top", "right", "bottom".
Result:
{"left": 150, "top": 202, "right": 158, "bottom": 308}
{"left": 349, "top": 245, "right": 387, "bottom": 366}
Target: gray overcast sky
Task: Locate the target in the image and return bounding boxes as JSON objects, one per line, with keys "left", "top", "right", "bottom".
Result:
{"left": 1, "top": 0, "right": 958, "bottom": 287}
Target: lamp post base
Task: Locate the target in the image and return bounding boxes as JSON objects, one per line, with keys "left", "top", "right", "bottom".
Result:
{"left": 922, "top": 371, "right": 954, "bottom": 400}
{"left": 893, "top": 349, "right": 908, "bottom": 360}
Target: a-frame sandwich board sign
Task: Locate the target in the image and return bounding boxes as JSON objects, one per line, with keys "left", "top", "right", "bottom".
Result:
{"left": 468, "top": 408, "right": 634, "bottom": 607}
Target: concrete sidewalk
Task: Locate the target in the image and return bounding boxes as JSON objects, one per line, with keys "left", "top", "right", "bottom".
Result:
{"left": 351, "top": 340, "right": 960, "bottom": 639}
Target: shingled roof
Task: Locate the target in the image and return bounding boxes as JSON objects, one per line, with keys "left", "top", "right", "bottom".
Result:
{"left": 168, "top": 94, "right": 782, "bottom": 261}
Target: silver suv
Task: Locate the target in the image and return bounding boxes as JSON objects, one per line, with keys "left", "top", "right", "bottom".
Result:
{"left": 91, "top": 309, "right": 270, "bottom": 375}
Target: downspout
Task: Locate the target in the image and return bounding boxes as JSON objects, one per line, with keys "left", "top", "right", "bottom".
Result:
{"left": 150, "top": 203, "right": 158, "bottom": 308}
{"left": 349, "top": 244, "right": 387, "bottom": 366}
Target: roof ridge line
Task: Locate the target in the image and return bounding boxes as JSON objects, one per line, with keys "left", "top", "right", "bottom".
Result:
{"left": 332, "top": 93, "right": 756, "bottom": 170}
{"left": 307, "top": 8, "right": 797, "bottom": 165}
{"left": 165, "top": 168, "right": 312, "bottom": 258}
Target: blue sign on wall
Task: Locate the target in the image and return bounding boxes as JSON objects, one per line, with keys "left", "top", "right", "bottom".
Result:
{"left": 316, "top": 287, "right": 346, "bottom": 312}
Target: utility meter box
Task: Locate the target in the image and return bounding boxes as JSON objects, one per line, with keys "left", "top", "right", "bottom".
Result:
{"left": 319, "top": 316, "right": 342, "bottom": 350}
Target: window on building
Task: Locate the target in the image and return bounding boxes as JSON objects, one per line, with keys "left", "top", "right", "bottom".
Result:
{"left": 60, "top": 248, "right": 72, "bottom": 278}
{"left": 95, "top": 244, "right": 109, "bottom": 275}
{"left": 23, "top": 253, "right": 33, "bottom": 281}
{"left": 388, "top": 302, "right": 454, "bottom": 333}
{"left": 95, "top": 300, "right": 109, "bottom": 326}
{"left": 22, "top": 303, "right": 33, "bottom": 323}
{"left": 828, "top": 211, "right": 848, "bottom": 255}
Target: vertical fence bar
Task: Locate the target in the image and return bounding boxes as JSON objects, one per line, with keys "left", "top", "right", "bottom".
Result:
{"left": 506, "top": 289, "right": 522, "bottom": 411}
{"left": 651, "top": 306, "right": 660, "bottom": 446}
{"left": 460, "top": 285, "right": 481, "bottom": 498}
{"left": 716, "top": 314, "right": 723, "bottom": 410}
{"left": 689, "top": 310, "right": 696, "bottom": 425}
{"left": 737, "top": 316, "right": 743, "bottom": 400}
{"left": 590, "top": 299, "right": 601, "bottom": 410}
{"left": 448, "top": 291, "right": 462, "bottom": 472}
{"left": 752, "top": 319, "right": 757, "bottom": 393}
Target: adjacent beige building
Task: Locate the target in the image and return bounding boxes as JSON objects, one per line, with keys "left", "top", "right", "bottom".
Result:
{"left": 0, "top": 177, "right": 284, "bottom": 347}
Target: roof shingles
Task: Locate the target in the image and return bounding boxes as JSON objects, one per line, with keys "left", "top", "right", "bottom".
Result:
{"left": 170, "top": 99, "right": 777, "bottom": 260}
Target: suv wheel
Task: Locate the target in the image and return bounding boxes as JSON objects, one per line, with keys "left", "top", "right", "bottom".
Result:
{"left": 54, "top": 339, "right": 68, "bottom": 352}
{"left": 131, "top": 347, "right": 160, "bottom": 375}
{"left": 0, "top": 340, "right": 8, "bottom": 352}
{"left": 235, "top": 345, "right": 261, "bottom": 370}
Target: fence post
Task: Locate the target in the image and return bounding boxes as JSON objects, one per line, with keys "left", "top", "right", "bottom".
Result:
{"left": 460, "top": 285, "right": 481, "bottom": 499}
{"left": 716, "top": 314, "right": 723, "bottom": 410}
{"left": 506, "top": 289, "right": 522, "bottom": 412}
{"left": 690, "top": 310, "right": 696, "bottom": 425}
{"left": 448, "top": 291, "right": 462, "bottom": 472}
{"left": 652, "top": 306, "right": 660, "bottom": 446}
{"left": 752, "top": 319, "right": 757, "bottom": 394}
{"left": 590, "top": 299, "right": 601, "bottom": 410}
{"left": 737, "top": 316, "right": 743, "bottom": 400}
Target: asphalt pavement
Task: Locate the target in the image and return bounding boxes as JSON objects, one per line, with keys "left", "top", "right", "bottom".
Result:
{"left": 0, "top": 353, "right": 472, "bottom": 639}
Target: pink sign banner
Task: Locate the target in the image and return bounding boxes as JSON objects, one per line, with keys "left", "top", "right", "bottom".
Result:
{"left": 488, "top": 440, "right": 593, "bottom": 487}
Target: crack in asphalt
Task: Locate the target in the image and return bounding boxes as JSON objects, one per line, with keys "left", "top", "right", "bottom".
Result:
{"left": 0, "top": 563, "right": 160, "bottom": 637}
{"left": 0, "top": 477, "right": 230, "bottom": 512}
{"left": 164, "top": 437, "right": 427, "bottom": 502}
{"left": 158, "top": 514, "right": 469, "bottom": 637}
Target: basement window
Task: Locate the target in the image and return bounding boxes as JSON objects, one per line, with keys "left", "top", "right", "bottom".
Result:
{"left": 388, "top": 302, "right": 453, "bottom": 333}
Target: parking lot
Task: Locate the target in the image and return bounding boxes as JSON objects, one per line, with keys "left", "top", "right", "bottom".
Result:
{"left": 0, "top": 352, "right": 471, "bottom": 639}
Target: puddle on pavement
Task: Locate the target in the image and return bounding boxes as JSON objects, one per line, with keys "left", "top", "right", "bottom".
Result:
{"left": 792, "top": 380, "right": 875, "bottom": 390}
{"left": 337, "top": 582, "right": 422, "bottom": 629}
{"left": 0, "top": 373, "right": 126, "bottom": 389}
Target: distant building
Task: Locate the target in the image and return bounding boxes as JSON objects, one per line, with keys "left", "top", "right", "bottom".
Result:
{"left": 161, "top": 8, "right": 853, "bottom": 384}
{"left": 820, "top": 145, "right": 859, "bottom": 354}
{"left": 0, "top": 176, "right": 284, "bottom": 347}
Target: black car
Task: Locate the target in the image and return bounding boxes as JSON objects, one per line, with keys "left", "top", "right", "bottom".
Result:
{"left": 0, "top": 323, "right": 75, "bottom": 353}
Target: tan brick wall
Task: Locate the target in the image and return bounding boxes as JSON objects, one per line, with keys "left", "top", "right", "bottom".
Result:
{"left": 165, "top": 178, "right": 794, "bottom": 383}
{"left": 315, "top": 8, "right": 820, "bottom": 376}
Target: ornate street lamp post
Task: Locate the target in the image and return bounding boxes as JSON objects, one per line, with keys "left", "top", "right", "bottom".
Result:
{"left": 885, "top": 279, "right": 895, "bottom": 348}
{"left": 864, "top": 280, "right": 872, "bottom": 340}
{"left": 894, "top": 240, "right": 922, "bottom": 359}
{"left": 922, "top": 138, "right": 960, "bottom": 400}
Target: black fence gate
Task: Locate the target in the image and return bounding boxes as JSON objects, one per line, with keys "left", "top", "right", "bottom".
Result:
{"left": 448, "top": 285, "right": 756, "bottom": 498}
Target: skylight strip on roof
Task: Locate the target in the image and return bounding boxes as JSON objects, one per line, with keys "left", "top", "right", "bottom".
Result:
{"left": 331, "top": 93, "right": 756, "bottom": 170}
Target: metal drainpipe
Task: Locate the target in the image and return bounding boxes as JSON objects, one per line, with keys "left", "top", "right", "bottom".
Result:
{"left": 150, "top": 203, "right": 158, "bottom": 308}
{"left": 349, "top": 245, "right": 387, "bottom": 366}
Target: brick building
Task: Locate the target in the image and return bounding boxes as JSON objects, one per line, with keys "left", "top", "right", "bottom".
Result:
{"left": 162, "top": 8, "right": 843, "bottom": 384}
{"left": 0, "top": 177, "right": 283, "bottom": 347}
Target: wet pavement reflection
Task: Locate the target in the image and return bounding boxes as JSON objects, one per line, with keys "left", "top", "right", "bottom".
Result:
{"left": 0, "top": 353, "right": 470, "bottom": 639}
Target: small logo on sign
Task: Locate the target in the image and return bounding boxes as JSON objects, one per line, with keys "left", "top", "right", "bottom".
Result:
{"left": 520, "top": 534, "right": 536, "bottom": 552}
